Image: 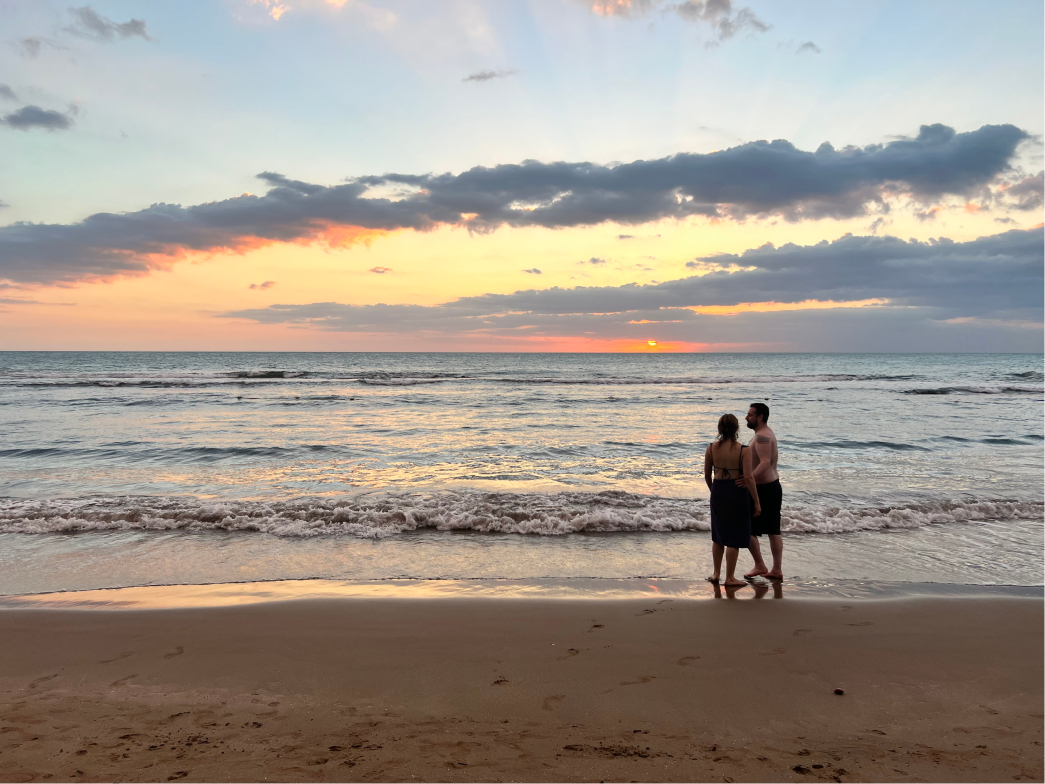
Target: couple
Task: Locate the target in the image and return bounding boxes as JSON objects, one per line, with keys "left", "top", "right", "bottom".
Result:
{"left": 703, "top": 403, "right": 784, "bottom": 588}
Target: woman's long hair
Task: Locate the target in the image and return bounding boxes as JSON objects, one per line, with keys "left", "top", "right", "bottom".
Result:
{"left": 716, "top": 413, "right": 740, "bottom": 443}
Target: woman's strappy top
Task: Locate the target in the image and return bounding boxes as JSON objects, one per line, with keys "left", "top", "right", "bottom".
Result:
{"left": 710, "top": 442, "right": 745, "bottom": 480}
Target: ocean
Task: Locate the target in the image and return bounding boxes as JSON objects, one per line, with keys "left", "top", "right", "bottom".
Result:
{"left": 0, "top": 351, "right": 1042, "bottom": 596}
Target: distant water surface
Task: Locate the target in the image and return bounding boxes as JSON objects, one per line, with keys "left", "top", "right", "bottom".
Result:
{"left": 0, "top": 352, "right": 1041, "bottom": 593}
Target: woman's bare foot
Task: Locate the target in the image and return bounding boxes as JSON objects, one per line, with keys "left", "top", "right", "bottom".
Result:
{"left": 706, "top": 575, "right": 721, "bottom": 583}
{"left": 744, "top": 566, "right": 769, "bottom": 579}
{"left": 765, "top": 570, "right": 784, "bottom": 580}
{"left": 723, "top": 577, "right": 748, "bottom": 587}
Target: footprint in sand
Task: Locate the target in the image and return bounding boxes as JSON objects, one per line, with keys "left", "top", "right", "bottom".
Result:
{"left": 636, "top": 609, "right": 656, "bottom": 616}
{"left": 109, "top": 674, "right": 138, "bottom": 688}
{"left": 657, "top": 599, "right": 674, "bottom": 604}
{"left": 99, "top": 652, "right": 133, "bottom": 665}
{"left": 29, "top": 674, "right": 59, "bottom": 689}
{"left": 979, "top": 705, "right": 1000, "bottom": 715}
{"left": 557, "top": 648, "right": 580, "bottom": 660}
{"left": 619, "top": 676, "right": 654, "bottom": 686}
{"left": 792, "top": 629, "right": 812, "bottom": 637}
{"left": 676, "top": 656, "right": 700, "bottom": 667}
{"left": 166, "top": 772, "right": 188, "bottom": 781}
{"left": 164, "top": 647, "right": 184, "bottom": 659}
{"left": 492, "top": 677, "right": 510, "bottom": 686}
{"left": 846, "top": 621, "right": 873, "bottom": 627}
{"left": 541, "top": 695, "right": 565, "bottom": 711}
{"left": 759, "top": 648, "right": 787, "bottom": 656}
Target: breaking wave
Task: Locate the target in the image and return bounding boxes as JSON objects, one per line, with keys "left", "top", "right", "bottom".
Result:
{"left": 1, "top": 492, "right": 1039, "bottom": 540}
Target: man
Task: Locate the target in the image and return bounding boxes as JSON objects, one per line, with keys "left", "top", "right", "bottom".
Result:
{"left": 736, "top": 402, "right": 783, "bottom": 580}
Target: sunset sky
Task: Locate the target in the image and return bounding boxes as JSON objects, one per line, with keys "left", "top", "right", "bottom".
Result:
{"left": 1, "top": 0, "right": 1042, "bottom": 351}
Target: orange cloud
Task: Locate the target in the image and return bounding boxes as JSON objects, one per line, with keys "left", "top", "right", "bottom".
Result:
{"left": 314, "top": 223, "right": 393, "bottom": 249}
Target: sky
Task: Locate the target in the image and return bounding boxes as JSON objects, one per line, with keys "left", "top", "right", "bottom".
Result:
{"left": 0, "top": 0, "right": 1042, "bottom": 352}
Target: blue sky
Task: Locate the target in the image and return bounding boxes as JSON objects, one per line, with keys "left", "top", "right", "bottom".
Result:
{"left": 1, "top": 0, "right": 1042, "bottom": 351}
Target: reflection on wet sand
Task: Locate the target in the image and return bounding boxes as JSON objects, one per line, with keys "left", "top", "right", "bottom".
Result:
{"left": 710, "top": 579, "right": 785, "bottom": 600}
{"left": 1, "top": 575, "right": 1031, "bottom": 611}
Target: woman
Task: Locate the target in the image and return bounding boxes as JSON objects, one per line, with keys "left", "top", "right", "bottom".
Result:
{"left": 704, "top": 413, "right": 761, "bottom": 587}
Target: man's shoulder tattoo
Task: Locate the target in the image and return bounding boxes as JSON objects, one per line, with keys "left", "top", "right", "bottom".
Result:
{"left": 756, "top": 435, "right": 772, "bottom": 443}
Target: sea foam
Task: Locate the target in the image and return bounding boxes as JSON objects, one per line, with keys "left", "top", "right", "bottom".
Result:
{"left": 1, "top": 493, "right": 1039, "bottom": 540}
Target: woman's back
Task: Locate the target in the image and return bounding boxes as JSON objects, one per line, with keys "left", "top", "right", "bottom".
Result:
{"left": 711, "top": 441, "right": 744, "bottom": 480}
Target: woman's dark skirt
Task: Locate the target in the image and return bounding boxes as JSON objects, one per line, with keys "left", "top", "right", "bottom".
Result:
{"left": 710, "top": 478, "right": 752, "bottom": 549}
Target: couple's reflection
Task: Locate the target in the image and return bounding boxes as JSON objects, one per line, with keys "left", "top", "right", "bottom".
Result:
{"left": 710, "top": 579, "right": 784, "bottom": 600}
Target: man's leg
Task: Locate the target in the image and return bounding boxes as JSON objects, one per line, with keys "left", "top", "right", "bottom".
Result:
{"left": 724, "top": 547, "right": 746, "bottom": 586}
{"left": 709, "top": 542, "right": 724, "bottom": 582}
{"left": 766, "top": 534, "right": 784, "bottom": 579}
{"left": 745, "top": 535, "right": 768, "bottom": 578}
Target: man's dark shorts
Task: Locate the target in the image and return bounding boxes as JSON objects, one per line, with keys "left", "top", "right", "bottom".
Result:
{"left": 752, "top": 480, "right": 782, "bottom": 537}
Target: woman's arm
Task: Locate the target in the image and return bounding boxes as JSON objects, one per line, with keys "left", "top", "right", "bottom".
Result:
{"left": 743, "top": 446, "right": 761, "bottom": 516}
{"left": 703, "top": 444, "right": 714, "bottom": 492}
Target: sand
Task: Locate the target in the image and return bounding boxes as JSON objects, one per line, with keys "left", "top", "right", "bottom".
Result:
{"left": 0, "top": 593, "right": 1041, "bottom": 783}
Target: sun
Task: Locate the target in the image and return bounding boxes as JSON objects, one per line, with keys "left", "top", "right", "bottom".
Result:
{"left": 647, "top": 340, "right": 657, "bottom": 347}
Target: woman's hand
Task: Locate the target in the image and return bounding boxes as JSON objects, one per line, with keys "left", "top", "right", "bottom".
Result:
{"left": 753, "top": 504, "right": 762, "bottom": 517}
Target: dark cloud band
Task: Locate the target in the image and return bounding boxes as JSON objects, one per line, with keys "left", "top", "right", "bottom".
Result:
{"left": 0, "top": 123, "right": 1030, "bottom": 285}
{"left": 221, "top": 228, "right": 1043, "bottom": 336}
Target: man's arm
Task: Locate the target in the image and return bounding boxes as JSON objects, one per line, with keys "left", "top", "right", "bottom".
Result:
{"left": 749, "top": 435, "right": 774, "bottom": 483}
{"left": 703, "top": 444, "right": 714, "bottom": 492}
{"left": 743, "top": 445, "right": 761, "bottom": 516}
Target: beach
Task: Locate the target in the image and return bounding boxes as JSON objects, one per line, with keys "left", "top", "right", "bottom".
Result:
{"left": 1, "top": 354, "right": 1041, "bottom": 782}
{"left": 1, "top": 589, "right": 1041, "bottom": 783}
{"left": 2, "top": 0, "right": 1043, "bottom": 779}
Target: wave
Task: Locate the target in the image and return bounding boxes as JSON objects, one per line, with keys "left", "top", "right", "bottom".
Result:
{"left": 0, "top": 492, "right": 1039, "bottom": 539}
{"left": 484, "top": 373, "right": 920, "bottom": 386}
{"left": 904, "top": 385, "right": 1043, "bottom": 395}
{"left": 9, "top": 379, "right": 280, "bottom": 389}
{"left": 938, "top": 434, "right": 1044, "bottom": 445}
{"left": 0, "top": 444, "right": 338, "bottom": 462}
{"left": 359, "top": 378, "right": 447, "bottom": 386}
{"left": 3, "top": 371, "right": 926, "bottom": 389}
{"left": 1006, "top": 371, "right": 1044, "bottom": 381}
{"left": 224, "top": 371, "right": 309, "bottom": 379}
{"left": 820, "top": 439, "right": 930, "bottom": 452}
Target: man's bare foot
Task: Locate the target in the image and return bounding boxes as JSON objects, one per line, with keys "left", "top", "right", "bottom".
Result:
{"left": 706, "top": 575, "right": 720, "bottom": 583}
{"left": 744, "top": 566, "right": 769, "bottom": 579}
{"left": 723, "top": 577, "right": 748, "bottom": 587}
{"left": 765, "top": 570, "right": 784, "bottom": 580}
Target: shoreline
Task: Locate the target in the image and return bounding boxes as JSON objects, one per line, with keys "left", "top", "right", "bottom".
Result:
{"left": 0, "top": 576, "right": 1041, "bottom": 610}
{"left": 1, "top": 591, "right": 1041, "bottom": 782}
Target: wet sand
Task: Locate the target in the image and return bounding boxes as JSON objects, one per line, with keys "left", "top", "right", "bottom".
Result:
{"left": 0, "top": 593, "right": 1041, "bottom": 782}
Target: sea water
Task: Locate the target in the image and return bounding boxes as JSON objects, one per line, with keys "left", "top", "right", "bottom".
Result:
{"left": 0, "top": 352, "right": 1041, "bottom": 594}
